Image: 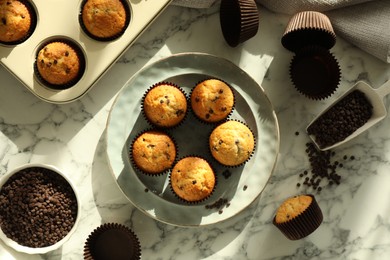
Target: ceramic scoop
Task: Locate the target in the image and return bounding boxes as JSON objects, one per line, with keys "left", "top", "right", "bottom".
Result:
{"left": 306, "top": 80, "right": 390, "bottom": 151}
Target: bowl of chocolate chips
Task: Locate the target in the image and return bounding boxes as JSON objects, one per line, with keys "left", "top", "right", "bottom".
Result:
{"left": 0, "top": 163, "right": 80, "bottom": 254}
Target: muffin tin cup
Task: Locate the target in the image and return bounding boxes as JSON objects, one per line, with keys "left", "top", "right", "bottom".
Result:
{"left": 79, "top": 0, "right": 131, "bottom": 42}
{"left": 34, "top": 38, "right": 86, "bottom": 90}
{"left": 0, "top": 0, "right": 37, "bottom": 46}
{"left": 0, "top": 163, "right": 81, "bottom": 254}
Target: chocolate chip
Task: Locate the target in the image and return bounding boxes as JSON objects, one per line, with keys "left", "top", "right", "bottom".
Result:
{"left": 219, "top": 89, "right": 223, "bottom": 94}
{"left": 65, "top": 51, "right": 69, "bottom": 57}
{"left": 1, "top": 18, "right": 6, "bottom": 25}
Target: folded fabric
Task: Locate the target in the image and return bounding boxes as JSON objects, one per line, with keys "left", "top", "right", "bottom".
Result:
{"left": 171, "top": 0, "right": 390, "bottom": 63}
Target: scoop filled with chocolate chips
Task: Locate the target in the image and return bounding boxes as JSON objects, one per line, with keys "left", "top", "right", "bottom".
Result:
{"left": 307, "top": 80, "right": 390, "bottom": 150}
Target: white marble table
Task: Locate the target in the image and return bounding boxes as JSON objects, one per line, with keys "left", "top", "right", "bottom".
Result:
{"left": 1, "top": 4, "right": 390, "bottom": 260}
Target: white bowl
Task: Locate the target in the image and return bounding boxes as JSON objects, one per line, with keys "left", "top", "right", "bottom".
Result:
{"left": 0, "top": 163, "right": 81, "bottom": 254}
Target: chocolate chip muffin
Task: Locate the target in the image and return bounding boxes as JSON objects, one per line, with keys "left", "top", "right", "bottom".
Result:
{"left": 35, "top": 41, "right": 84, "bottom": 88}
{"left": 131, "top": 130, "right": 177, "bottom": 175}
{"left": 142, "top": 83, "right": 188, "bottom": 128}
{"left": 209, "top": 120, "right": 255, "bottom": 167}
{"left": 190, "top": 79, "right": 234, "bottom": 123}
{"left": 0, "top": 0, "right": 35, "bottom": 44}
{"left": 170, "top": 156, "right": 216, "bottom": 203}
{"left": 80, "top": 0, "right": 130, "bottom": 41}
{"left": 273, "top": 194, "right": 323, "bottom": 240}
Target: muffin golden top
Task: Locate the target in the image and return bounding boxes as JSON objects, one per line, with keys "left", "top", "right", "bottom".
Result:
{"left": 191, "top": 79, "right": 234, "bottom": 123}
{"left": 0, "top": 0, "right": 31, "bottom": 43}
{"left": 132, "top": 131, "right": 176, "bottom": 174}
{"left": 170, "top": 157, "right": 215, "bottom": 202}
{"left": 143, "top": 84, "right": 187, "bottom": 128}
{"left": 37, "top": 42, "right": 80, "bottom": 86}
{"left": 82, "top": 0, "right": 127, "bottom": 39}
{"left": 209, "top": 121, "right": 255, "bottom": 166}
{"left": 274, "top": 195, "right": 313, "bottom": 223}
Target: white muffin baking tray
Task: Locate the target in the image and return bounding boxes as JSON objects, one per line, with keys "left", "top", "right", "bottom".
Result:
{"left": 0, "top": 0, "right": 172, "bottom": 104}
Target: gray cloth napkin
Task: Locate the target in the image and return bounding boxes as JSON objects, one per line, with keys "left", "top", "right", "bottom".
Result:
{"left": 171, "top": 0, "right": 390, "bottom": 63}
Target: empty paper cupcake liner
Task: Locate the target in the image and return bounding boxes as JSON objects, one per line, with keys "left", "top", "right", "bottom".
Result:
{"left": 282, "top": 11, "right": 336, "bottom": 52}
{"left": 290, "top": 45, "right": 341, "bottom": 100}
{"left": 273, "top": 194, "right": 323, "bottom": 240}
{"left": 219, "top": 0, "right": 259, "bottom": 47}
{"left": 84, "top": 223, "right": 141, "bottom": 260}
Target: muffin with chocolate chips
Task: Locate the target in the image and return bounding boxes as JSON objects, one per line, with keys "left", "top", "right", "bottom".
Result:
{"left": 142, "top": 82, "right": 188, "bottom": 128}
{"left": 130, "top": 130, "right": 177, "bottom": 176}
{"left": 0, "top": 0, "right": 36, "bottom": 44}
{"left": 273, "top": 194, "right": 323, "bottom": 240}
{"left": 209, "top": 120, "right": 255, "bottom": 167}
{"left": 190, "top": 79, "right": 235, "bottom": 123}
{"left": 170, "top": 156, "right": 216, "bottom": 203}
{"left": 80, "top": 0, "right": 130, "bottom": 41}
{"left": 35, "top": 41, "right": 85, "bottom": 89}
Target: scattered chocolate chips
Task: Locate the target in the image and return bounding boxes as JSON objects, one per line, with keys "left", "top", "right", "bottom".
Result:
{"left": 205, "top": 198, "right": 229, "bottom": 210}
{"left": 0, "top": 167, "right": 78, "bottom": 248}
{"left": 222, "top": 169, "right": 231, "bottom": 179}
{"left": 307, "top": 90, "right": 373, "bottom": 149}
{"left": 297, "top": 142, "right": 345, "bottom": 191}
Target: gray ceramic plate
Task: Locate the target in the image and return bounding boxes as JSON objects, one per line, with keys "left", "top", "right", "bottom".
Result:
{"left": 105, "top": 53, "right": 280, "bottom": 227}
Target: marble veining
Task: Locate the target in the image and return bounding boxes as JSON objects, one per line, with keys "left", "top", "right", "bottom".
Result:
{"left": 1, "top": 4, "right": 390, "bottom": 260}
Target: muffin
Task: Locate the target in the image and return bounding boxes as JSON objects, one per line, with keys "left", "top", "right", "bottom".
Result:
{"left": 209, "top": 120, "right": 255, "bottom": 167}
{"left": 131, "top": 130, "right": 177, "bottom": 175}
{"left": 290, "top": 45, "right": 340, "bottom": 100}
{"left": 170, "top": 156, "right": 216, "bottom": 203}
{"left": 84, "top": 223, "right": 141, "bottom": 260}
{"left": 35, "top": 41, "right": 84, "bottom": 89}
{"left": 80, "top": 0, "right": 130, "bottom": 41}
{"left": 219, "top": 0, "right": 259, "bottom": 47}
{"left": 190, "top": 79, "right": 235, "bottom": 123}
{"left": 281, "top": 11, "right": 336, "bottom": 52}
{"left": 273, "top": 194, "right": 323, "bottom": 240}
{"left": 0, "top": 0, "right": 36, "bottom": 44}
{"left": 142, "top": 83, "right": 188, "bottom": 128}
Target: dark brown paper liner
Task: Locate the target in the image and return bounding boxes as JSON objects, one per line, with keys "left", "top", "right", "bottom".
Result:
{"left": 189, "top": 78, "right": 236, "bottom": 125}
{"left": 208, "top": 119, "right": 256, "bottom": 168}
{"left": 273, "top": 194, "right": 323, "bottom": 240}
{"left": 169, "top": 155, "right": 217, "bottom": 205}
{"left": 141, "top": 82, "right": 189, "bottom": 129}
{"left": 0, "top": 0, "right": 37, "bottom": 45}
{"left": 282, "top": 11, "right": 336, "bottom": 52}
{"left": 34, "top": 39, "right": 86, "bottom": 90}
{"left": 79, "top": 0, "right": 131, "bottom": 42}
{"left": 129, "top": 128, "right": 178, "bottom": 177}
{"left": 84, "top": 223, "right": 141, "bottom": 260}
{"left": 220, "top": 0, "right": 259, "bottom": 47}
{"left": 290, "top": 45, "right": 341, "bottom": 100}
